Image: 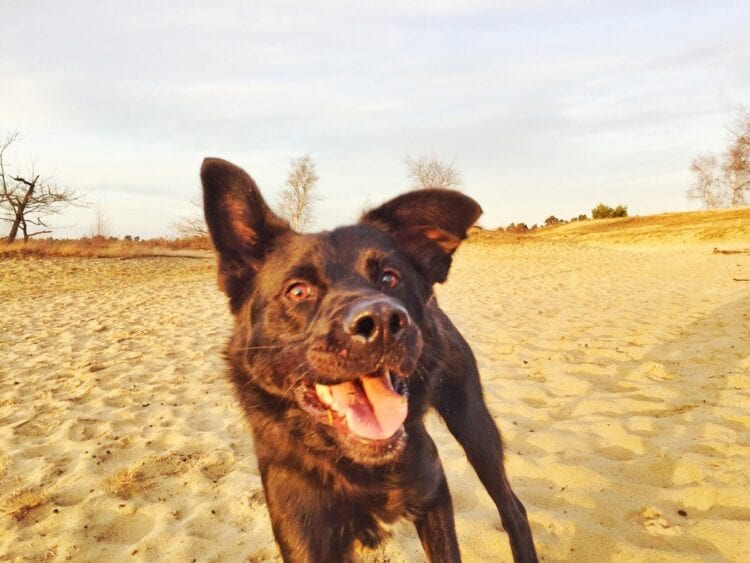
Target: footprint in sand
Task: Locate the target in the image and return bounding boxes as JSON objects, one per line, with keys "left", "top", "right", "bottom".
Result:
{"left": 597, "top": 445, "right": 638, "bottom": 462}
{"left": 200, "top": 450, "right": 236, "bottom": 482}
{"left": 86, "top": 509, "right": 154, "bottom": 544}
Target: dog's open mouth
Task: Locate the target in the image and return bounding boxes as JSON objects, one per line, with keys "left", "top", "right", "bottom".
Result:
{"left": 296, "top": 371, "right": 409, "bottom": 441}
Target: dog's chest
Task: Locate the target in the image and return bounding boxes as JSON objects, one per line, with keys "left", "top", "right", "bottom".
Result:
{"left": 382, "top": 488, "right": 408, "bottom": 519}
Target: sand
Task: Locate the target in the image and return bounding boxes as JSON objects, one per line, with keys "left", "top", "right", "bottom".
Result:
{"left": 1, "top": 231, "right": 749, "bottom": 561}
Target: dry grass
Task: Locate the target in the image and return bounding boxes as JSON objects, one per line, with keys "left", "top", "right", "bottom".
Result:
{"left": 0, "top": 236, "right": 212, "bottom": 259}
{"left": 470, "top": 206, "right": 750, "bottom": 247}
{"left": 105, "top": 467, "right": 150, "bottom": 499}
{"left": 104, "top": 453, "right": 200, "bottom": 499}
{"left": 2, "top": 488, "right": 49, "bottom": 521}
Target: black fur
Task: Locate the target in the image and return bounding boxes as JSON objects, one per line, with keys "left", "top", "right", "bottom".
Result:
{"left": 201, "top": 157, "right": 537, "bottom": 562}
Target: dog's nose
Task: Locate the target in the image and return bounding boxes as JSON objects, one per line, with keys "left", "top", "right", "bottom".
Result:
{"left": 344, "top": 298, "right": 410, "bottom": 345}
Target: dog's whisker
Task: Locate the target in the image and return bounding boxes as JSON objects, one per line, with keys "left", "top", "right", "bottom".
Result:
{"left": 276, "top": 369, "right": 309, "bottom": 407}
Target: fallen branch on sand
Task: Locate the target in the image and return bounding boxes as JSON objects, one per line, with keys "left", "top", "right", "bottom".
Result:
{"left": 713, "top": 247, "right": 750, "bottom": 255}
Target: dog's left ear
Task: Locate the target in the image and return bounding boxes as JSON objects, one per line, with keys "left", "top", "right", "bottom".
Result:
{"left": 361, "top": 189, "right": 482, "bottom": 284}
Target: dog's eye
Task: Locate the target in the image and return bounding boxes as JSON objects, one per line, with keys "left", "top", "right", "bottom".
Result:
{"left": 381, "top": 270, "right": 400, "bottom": 289}
{"left": 286, "top": 282, "right": 313, "bottom": 301}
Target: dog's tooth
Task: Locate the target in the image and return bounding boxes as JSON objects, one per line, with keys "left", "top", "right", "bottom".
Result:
{"left": 315, "top": 384, "right": 333, "bottom": 406}
{"left": 385, "top": 371, "right": 394, "bottom": 390}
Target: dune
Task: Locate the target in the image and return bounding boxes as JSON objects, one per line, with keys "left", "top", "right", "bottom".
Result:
{"left": 1, "top": 210, "right": 748, "bottom": 561}
{"left": 488, "top": 206, "right": 750, "bottom": 249}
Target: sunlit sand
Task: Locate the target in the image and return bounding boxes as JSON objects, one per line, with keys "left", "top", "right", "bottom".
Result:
{"left": 1, "top": 208, "right": 749, "bottom": 561}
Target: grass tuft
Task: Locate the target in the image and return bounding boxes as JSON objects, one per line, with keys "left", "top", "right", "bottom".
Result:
{"left": 105, "top": 467, "right": 149, "bottom": 499}
{"left": 2, "top": 488, "right": 49, "bottom": 521}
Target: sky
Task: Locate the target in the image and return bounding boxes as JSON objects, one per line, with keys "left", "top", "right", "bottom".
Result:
{"left": 1, "top": 1, "right": 749, "bottom": 238}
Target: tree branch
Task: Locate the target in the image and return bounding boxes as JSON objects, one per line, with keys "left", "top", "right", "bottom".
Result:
{"left": 27, "top": 230, "right": 52, "bottom": 238}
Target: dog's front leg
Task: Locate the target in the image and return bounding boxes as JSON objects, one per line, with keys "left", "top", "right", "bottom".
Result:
{"left": 413, "top": 473, "right": 462, "bottom": 563}
{"left": 261, "top": 464, "right": 357, "bottom": 563}
{"left": 407, "top": 428, "right": 461, "bottom": 562}
{"left": 436, "top": 371, "right": 538, "bottom": 563}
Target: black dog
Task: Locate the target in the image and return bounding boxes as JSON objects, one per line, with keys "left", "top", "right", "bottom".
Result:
{"left": 201, "top": 158, "right": 537, "bottom": 562}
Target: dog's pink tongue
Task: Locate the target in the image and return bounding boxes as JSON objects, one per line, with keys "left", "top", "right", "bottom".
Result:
{"left": 330, "top": 376, "right": 408, "bottom": 440}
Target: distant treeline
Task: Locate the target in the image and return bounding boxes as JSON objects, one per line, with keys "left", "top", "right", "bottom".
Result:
{"left": 497, "top": 203, "right": 628, "bottom": 234}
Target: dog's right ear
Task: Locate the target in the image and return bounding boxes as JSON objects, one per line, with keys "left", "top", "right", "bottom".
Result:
{"left": 201, "top": 158, "right": 290, "bottom": 310}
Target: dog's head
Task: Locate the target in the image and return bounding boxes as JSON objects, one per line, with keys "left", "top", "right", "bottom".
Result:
{"left": 201, "top": 158, "right": 481, "bottom": 465}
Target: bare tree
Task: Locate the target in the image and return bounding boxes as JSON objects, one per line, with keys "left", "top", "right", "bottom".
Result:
{"left": 172, "top": 197, "right": 208, "bottom": 239}
{"left": 89, "top": 204, "right": 111, "bottom": 239}
{"left": 723, "top": 108, "right": 750, "bottom": 206}
{"left": 688, "top": 154, "right": 723, "bottom": 209}
{"left": 277, "top": 155, "right": 319, "bottom": 232}
{"left": 689, "top": 107, "right": 750, "bottom": 209}
{"left": 404, "top": 154, "right": 463, "bottom": 190}
{"left": 1, "top": 130, "right": 85, "bottom": 242}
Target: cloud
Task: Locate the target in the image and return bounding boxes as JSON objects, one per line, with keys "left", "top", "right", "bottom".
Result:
{"left": 1, "top": 1, "right": 749, "bottom": 236}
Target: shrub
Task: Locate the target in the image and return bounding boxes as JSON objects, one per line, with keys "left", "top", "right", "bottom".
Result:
{"left": 592, "top": 203, "right": 628, "bottom": 219}
{"left": 506, "top": 222, "right": 530, "bottom": 234}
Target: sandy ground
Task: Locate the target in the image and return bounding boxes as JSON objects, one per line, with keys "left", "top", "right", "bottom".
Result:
{"left": 1, "top": 239, "right": 749, "bottom": 562}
